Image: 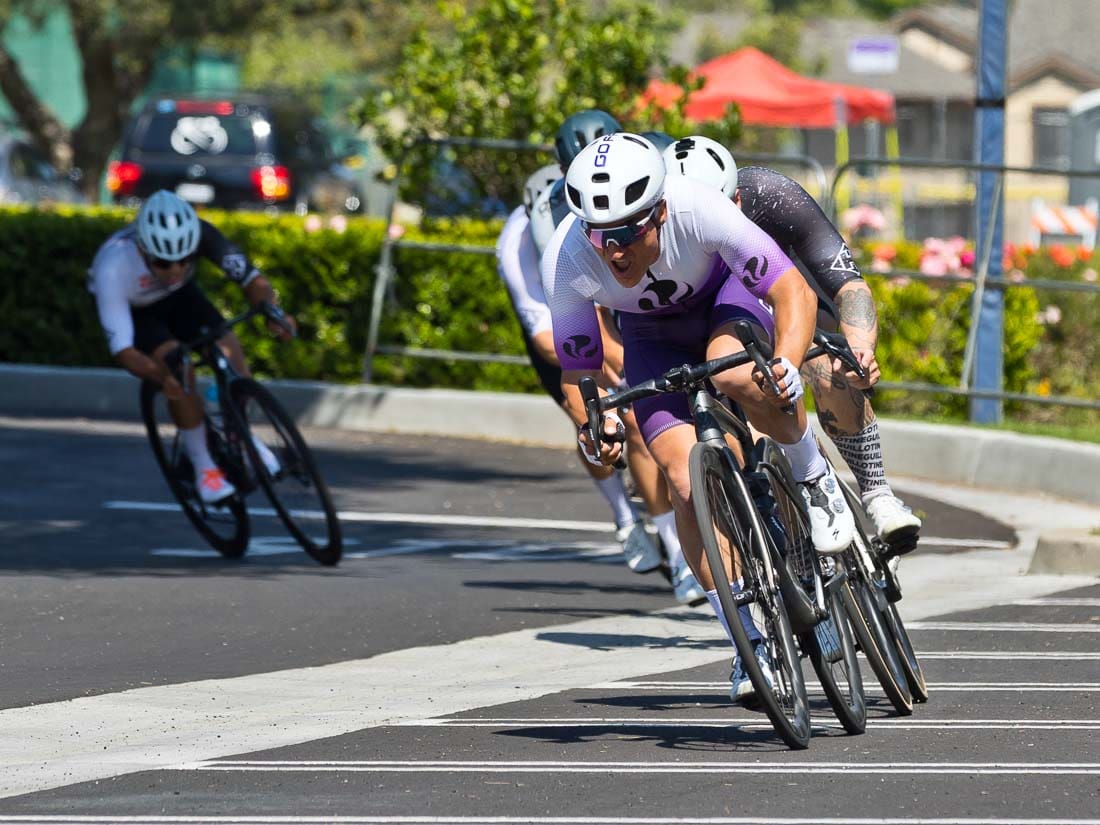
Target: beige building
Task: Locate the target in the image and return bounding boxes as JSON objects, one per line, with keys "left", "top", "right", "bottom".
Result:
{"left": 800, "top": 0, "right": 1100, "bottom": 242}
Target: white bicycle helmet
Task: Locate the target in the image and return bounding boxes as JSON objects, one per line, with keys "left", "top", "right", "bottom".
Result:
{"left": 564, "top": 132, "right": 666, "bottom": 224}
{"left": 662, "top": 135, "right": 738, "bottom": 198}
{"left": 136, "top": 190, "right": 201, "bottom": 260}
{"left": 522, "top": 164, "right": 563, "bottom": 217}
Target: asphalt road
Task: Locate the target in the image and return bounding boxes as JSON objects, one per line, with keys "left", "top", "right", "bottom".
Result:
{"left": 0, "top": 415, "right": 1095, "bottom": 824}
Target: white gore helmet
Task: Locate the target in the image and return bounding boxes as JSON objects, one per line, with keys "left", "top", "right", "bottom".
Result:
{"left": 564, "top": 132, "right": 666, "bottom": 224}
{"left": 522, "top": 164, "right": 563, "bottom": 216}
{"left": 136, "top": 190, "right": 201, "bottom": 260}
{"left": 662, "top": 135, "right": 738, "bottom": 198}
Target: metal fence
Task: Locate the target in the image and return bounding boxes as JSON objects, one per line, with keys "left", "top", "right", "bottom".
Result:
{"left": 363, "top": 136, "right": 827, "bottom": 382}
{"left": 830, "top": 157, "right": 1100, "bottom": 416}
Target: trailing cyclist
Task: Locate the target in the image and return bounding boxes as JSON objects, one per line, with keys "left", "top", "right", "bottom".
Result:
{"left": 88, "top": 190, "right": 296, "bottom": 505}
{"left": 662, "top": 136, "right": 921, "bottom": 555}
{"left": 541, "top": 133, "right": 855, "bottom": 702}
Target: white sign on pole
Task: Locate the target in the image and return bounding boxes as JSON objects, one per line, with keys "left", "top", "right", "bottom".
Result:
{"left": 847, "top": 36, "right": 900, "bottom": 74}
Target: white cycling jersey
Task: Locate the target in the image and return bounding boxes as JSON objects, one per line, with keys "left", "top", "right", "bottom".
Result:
{"left": 494, "top": 206, "right": 553, "bottom": 338}
{"left": 88, "top": 222, "right": 259, "bottom": 354}
{"left": 541, "top": 175, "right": 794, "bottom": 371}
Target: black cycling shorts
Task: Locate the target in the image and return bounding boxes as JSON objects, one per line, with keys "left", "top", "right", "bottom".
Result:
{"left": 131, "top": 280, "right": 226, "bottom": 356}
{"left": 520, "top": 327, "right": 566, "bottom": 407}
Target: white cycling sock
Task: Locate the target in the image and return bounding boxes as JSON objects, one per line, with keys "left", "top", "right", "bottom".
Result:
{"left": 594, "top": 472, "right": 637, "bottom": 530}
{"left": 652, "top": 511, "right": 683, "bottom": 569}
{"left": 706, "top": 580, "right": 763, "bottom": 646}
{"left": 780, "top": 424, "right": 828, "bottom": 483}
{"left": 831, "top": 421, "right": 892, "bottom": 505}
{"left": 180, "top": 423, "right": 215, "bottom": 472}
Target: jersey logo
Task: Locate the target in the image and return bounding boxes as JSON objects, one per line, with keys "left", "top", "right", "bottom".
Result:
{"left": 638, "top": 270, "right": 694, "bottom": 311}
{"left": 741, "top": 256, "right": 770, "bottom": 289}
{"left": 563, "top": 334, "right": 597, "bottom": 360}
{"left": 221, "top": 253, "right": 248, "bottom": 282}
{"left": 829, "top": 245, "right": 859, "bottom": 275}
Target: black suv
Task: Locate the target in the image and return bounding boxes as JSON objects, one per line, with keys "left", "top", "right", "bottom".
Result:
{"left": 108, "top": 95, "right": 363, "bottom": 213}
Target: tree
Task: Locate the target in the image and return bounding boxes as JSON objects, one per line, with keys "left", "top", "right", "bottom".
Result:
{"left": 358, "top": 0, "right": 742, "bottom": 211}
{"left": 0, "top": 0, "right": 425, "bottom": 198}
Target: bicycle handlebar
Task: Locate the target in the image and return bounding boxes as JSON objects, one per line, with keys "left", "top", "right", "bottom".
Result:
{"left": 173, "top": 302, "right": 294, "bottom": 395}
{"left": 580, "top": 322, "right": 867, "bottom": 456}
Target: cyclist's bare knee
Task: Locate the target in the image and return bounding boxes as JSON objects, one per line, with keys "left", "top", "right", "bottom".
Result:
{"left": 217, "top": 331, "right": 251, "bottom": 377}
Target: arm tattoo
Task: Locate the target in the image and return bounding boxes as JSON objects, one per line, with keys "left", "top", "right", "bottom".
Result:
{"left": 838, "top": 288, "right": 877, "bottom": 332}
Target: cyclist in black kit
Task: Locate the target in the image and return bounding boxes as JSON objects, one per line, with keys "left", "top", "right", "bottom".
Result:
{"left": 663, "top": 136, "right": 921, "bottom": 554}
{"left": 89, "top": 190, "right": 297, "bottom": 504}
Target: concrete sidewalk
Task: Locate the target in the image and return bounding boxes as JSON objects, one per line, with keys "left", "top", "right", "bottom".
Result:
{"left": 3, "top": 362, "right": 1098, "bottom": 573}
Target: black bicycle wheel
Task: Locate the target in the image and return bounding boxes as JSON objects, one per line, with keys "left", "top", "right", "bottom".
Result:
{"left": 140, "top": 381, "right": 249, "bottom": 557}
{"left": 883, "top": 598, "right": 929, "bottom": 703}
{"left": 689, "top": 441, "right": 811, "bottom": 750}
{"left": 840, "top": 564, "right": 914, "bottom": 716}
{"left": 758, "top": 441, "right": 865, "bottom": 734}
{"left": 227, "top": 379, "right": 342, "bottom": 566}
{"left": 840, "top": 481, "right": 927, "bottom": 704}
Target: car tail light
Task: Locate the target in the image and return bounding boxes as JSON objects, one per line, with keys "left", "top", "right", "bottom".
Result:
{"left": 106, "top": 161, "right": 142, "bottom": 196}
{"left": 251, "top": 165, "right": 290, "bottom": 201}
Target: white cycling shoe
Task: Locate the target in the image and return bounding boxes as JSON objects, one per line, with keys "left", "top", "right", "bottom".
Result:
{"left": 196, "top": 466, "right": 236, "bottom": 506}
{"left": 671, "top": 556, "right": 706, "bottom": 605}
{"left": 730, "top": 640, "right": 775, "bottom": 704}
{"left": 866, "top": 493, "right": 921, "bottom": 554}
{"left": 798, "top": 464, "right": 855, "bottom": 555}
{"left": 616, "top": 521, "right": 663, "bottom": 573}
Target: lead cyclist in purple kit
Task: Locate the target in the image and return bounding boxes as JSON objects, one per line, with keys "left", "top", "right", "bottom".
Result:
{"left": 661, "top": 136, "right": 921, "bottom": 556}
{"left": 540, "top": 133, "right": 856, "bottom": 701}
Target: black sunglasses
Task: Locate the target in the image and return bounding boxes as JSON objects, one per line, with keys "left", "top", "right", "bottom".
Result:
{"left": 582, "top": 202, "right": 661, "bottom": 251}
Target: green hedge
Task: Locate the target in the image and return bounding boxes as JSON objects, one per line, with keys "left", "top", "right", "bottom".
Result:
{"left": 0, "top": 206, "right": 1070, "bottom": 424}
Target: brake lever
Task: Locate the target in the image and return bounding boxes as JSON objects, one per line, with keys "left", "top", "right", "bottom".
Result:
{"left": 812, "top": 329, "right": 873, "bottom": 398}
{"left": 261, "top": 301, "right": 296, "bottom": 338}
{"left": 733, "top": 320, "right": 794, "bottom": 415}
{"left": 578, "top": 376, "right": 603, "bottom": 455}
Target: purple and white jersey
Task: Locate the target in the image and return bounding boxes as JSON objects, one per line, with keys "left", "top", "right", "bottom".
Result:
{"left": 495, "top": 206, "right": 553, "bottom": 338}
{"left": 541, "top": 175, "right": 795, "bottom": 371}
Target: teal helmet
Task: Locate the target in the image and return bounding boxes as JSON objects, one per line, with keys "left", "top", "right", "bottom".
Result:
{"left": 553, "top": 109, "right": 622, "bottom": 171}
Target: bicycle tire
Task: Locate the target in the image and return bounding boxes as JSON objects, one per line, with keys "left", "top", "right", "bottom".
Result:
{"left": 883, "top": 598, "right": 929, "bottom": 703}
{"left": 839, "top": 481, "right": 928, "bottom": 704}
{"left": 140, "top": 381, "right": 250, "bottom": 557}
{"left": 688, "top": 441, "right": 811, "bottom": 750}
{"left": 840, "top": 567, "right": 914, "bottom": 715}
{"left": 759, "top": 441, "right": 865, "bottom": 734}
{"left": 227, "top": 379, "right": 342, "bottom": 566}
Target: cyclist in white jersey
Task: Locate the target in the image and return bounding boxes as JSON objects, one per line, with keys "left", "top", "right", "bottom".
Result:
{"left": 542, "top": 133, "right": 856, "bottom": 702}
{"left": 662, "top": 136, "right": 921, "bottom": 554}
{"left": 497, "top": 159, "right": 703, "bottom": 601}
{"left": 88, "top": 190, "right": 296, "bottom": 505}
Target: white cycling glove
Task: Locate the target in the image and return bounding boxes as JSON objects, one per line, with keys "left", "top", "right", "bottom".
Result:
{"left": 771, "top": 356, "right": 804, "bottom": 403}
{"left": 578, "top": 410, "right": 625, "bottom": 466}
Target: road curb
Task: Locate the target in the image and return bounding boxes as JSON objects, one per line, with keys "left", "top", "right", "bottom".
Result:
{"left": 3, "top": 361, "right": 1098, "bottom": 576}
{"left": 1029, "top": 528, "right": 1100, "bottom": 575}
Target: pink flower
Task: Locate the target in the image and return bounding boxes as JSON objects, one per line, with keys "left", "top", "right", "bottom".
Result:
{"left": 1009, "top": 269, "right": 1027, "bottom": 283}
{"left": 1083, "top": 268, "right": 1098, "bottom": 282}
{"left": 388, "top": 223, "right": 406, "bottom": 240}
{"left": 841, "top": 204, "right": 886, "bottom": 234}
{"left": 960, "top": 250, "right": 976, "bottom": 269}
{"left": 304, "top": 214, "right": 323, "bottom": 233}
{"left": 328, "top": 214, "right": 348, "bottom": 234}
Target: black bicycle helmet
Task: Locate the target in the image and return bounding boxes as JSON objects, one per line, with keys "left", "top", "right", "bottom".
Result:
{"left": 554, "top": 109, "right": 622, "bottom": 171}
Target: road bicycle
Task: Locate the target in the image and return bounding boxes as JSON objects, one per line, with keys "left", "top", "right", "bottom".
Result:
{"left": 139, "top": 302, "right": 342, "bottom": 566}
{"left": 580, "top": 322, "right": 868, "bottom": 748}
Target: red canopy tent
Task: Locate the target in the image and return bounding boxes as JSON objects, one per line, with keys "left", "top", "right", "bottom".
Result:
{"left": 643, "top": 47, "right": 895, "bottom": 127}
